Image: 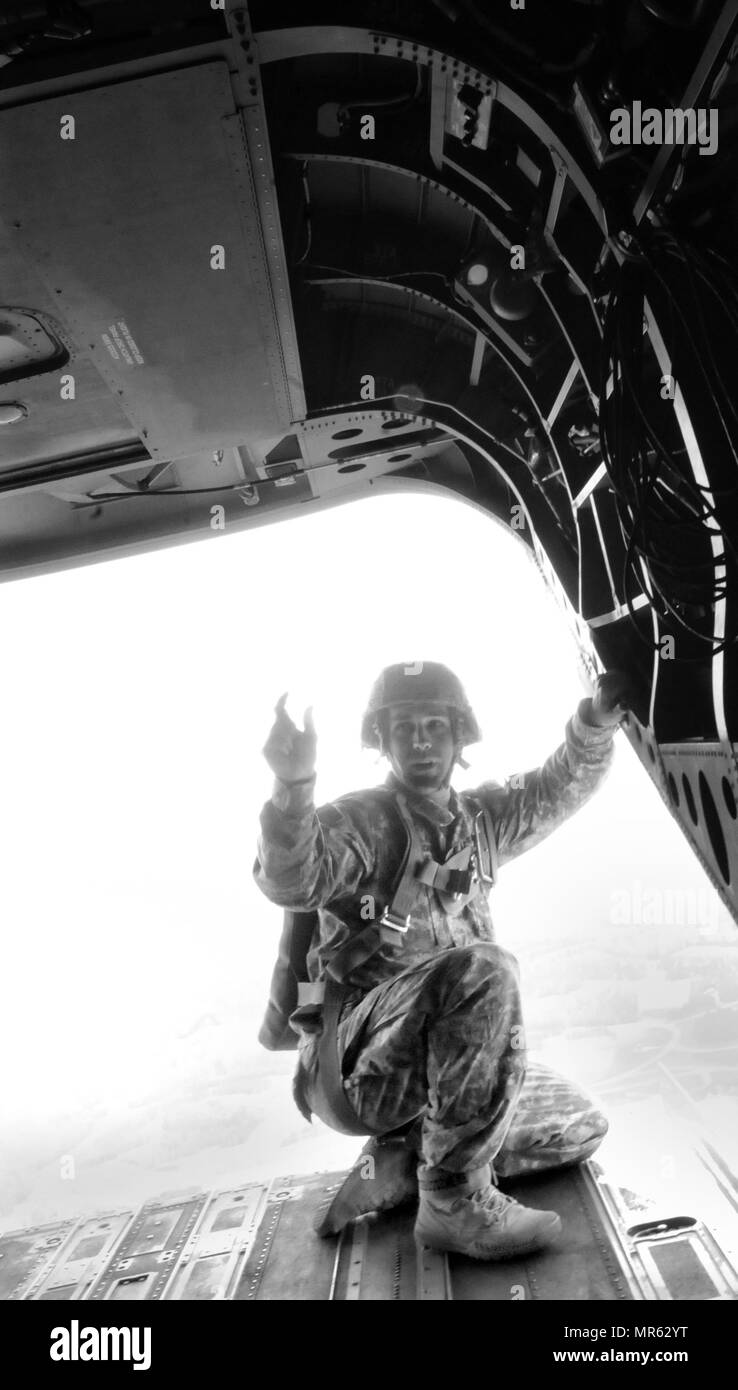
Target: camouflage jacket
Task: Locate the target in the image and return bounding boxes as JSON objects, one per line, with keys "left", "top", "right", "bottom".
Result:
{"left": 254, "top": 697, "right": 616, "bottom": 1002}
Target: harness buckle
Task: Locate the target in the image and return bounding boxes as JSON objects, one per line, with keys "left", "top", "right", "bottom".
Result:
{"left": 379, "top": 907, "right": 412, "bottom": 934}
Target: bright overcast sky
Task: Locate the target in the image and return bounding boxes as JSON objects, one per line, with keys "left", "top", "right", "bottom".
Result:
{"left": 0, "top": 488, "right": 730, "bottom": 1223}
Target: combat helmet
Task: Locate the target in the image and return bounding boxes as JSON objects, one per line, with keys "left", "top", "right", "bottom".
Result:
{"left": 361, "top": 661, "right": 481, "bottom": 750}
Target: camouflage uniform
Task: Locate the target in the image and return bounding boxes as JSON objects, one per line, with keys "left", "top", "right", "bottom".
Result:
{"left": 254, "top": 698, "right": 615, "bottom": 1174}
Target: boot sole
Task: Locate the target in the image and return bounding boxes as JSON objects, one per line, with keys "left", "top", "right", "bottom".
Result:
{"left": 415, "top": 1217, "right": 562, "bottom": 1261}
{"left": 314, "top": 1172, "right": 418, "bottom": 1237}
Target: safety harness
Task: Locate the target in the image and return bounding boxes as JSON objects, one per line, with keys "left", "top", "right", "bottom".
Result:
{"left": 315, "top": 792, "right": 497, "bottom": 989}
{"left": 300, "top": 791, "right": 499, "bottom": 1135}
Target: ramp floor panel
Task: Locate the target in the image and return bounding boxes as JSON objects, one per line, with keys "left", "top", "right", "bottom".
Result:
{"left": 237, "top": 1166, "right": 634, "bottom": 1301}
{"left": 4, "top": 1163, "right": 736, "bottom": 1300}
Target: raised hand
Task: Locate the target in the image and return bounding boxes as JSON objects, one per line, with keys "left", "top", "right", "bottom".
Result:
{"left": 262, "top": 692, "right": 317, "bottom": 782}
{"left": 589, "top": 670, "right": 637, "bottom": 728}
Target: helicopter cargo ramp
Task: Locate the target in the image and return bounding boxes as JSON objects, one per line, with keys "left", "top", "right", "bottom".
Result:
{"left": 4, "top": 1161, "right": 737, "bottom": 1302}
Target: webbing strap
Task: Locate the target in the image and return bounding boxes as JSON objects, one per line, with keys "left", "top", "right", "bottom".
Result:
{"left": 325, "top": 791, "right": 499, "bottom": 984}
{"left": 297, "top": 981, "right": 325, "bottom": 1005}
{"left": 326, "top": 922, "right": 381, "bottom": 982}
{"left": 380, "top": 792, "right": 417, "bottom": 924}
{"left": 316, "top": 978, "right": 379, "bottom": 1136}
{"left": 389, "top": 793, "right": 491, "bottom": 921}
{"left": 416, "top": 856, "right": 475, "bottom": 895}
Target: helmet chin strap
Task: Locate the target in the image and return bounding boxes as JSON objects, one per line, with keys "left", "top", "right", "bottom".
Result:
{"left": 444, "top": 742, "right": 469, "bottom": 777}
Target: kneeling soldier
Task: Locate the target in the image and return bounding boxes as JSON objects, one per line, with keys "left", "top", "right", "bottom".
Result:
{"left": 254, "top": 662, "right": 630, "bottom": 1260}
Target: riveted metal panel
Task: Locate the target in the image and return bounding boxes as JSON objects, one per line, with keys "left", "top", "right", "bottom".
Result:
{"left": 0, "top": 1219, "right": 78, "bottom": 1301}
{"left": 27, "top": 1211, "right": 134, "bottom": 1301}
{"left": 0, "top": 63, "right": 293, "bottom": 460}
{"left": 163, "top": 1184, "right": 268, "bottom": 1301}
{"left": 234, "top": 1172, "right": 342, "bottom": 1301}
{"left": 87, "top": 1194, "right": 208, "bottom": 1302}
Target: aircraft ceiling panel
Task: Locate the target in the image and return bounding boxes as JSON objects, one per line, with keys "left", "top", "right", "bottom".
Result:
{"left": 0, "top": 61, "right": 293, "bottom": 462}
{"left": 0, "top": 220, "right": 138, "bottom": 470}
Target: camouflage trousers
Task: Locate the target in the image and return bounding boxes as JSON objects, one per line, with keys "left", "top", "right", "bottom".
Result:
{"left": 302, "top": 943, "right": 608, "bottom": 1175}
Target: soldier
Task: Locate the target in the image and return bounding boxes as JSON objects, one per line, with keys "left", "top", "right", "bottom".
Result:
{"left": 254, "top": 662, "right": 631, "bottom": 1260}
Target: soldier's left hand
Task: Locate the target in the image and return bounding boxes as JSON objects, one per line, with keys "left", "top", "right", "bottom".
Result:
{"left": 589, "top": 670, "right": 636, "bottom": 728}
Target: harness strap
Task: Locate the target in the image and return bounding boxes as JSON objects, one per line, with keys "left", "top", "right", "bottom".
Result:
{"left": 297, "top": 981, "right": 326, "bottom": 1005}
{"left": 377, "top": 792, "right": 417, "bottom": 925}
{"left": 416, "top": 858, "right": 475, "bottom": 895}
{"left": 324, "top": 791, "right": 499, "bottom": 986}
{"left": 324, "top": 915, "right": 409, "bottom": 982}
{"left": 315, "top": 977, "right": 382, "bottom": 1136}
{"left": 389, "top": 792, "right": 496, "bottom": 921}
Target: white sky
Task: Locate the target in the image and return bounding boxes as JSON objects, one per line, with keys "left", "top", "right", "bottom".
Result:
{"left": 0, "top": 488, "right": 732, "bottom": 1226}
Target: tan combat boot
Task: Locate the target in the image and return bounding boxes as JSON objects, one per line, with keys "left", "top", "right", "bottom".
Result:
{"left": 313, "top": 1134, "right": 419, "bottom": 1237}
{"left": 415, "top": 1163, "right": 562, "bottom": 1260}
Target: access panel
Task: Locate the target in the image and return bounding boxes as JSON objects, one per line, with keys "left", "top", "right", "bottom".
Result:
{"left": 0, "top": 62, "right": 294, "bottom": 461}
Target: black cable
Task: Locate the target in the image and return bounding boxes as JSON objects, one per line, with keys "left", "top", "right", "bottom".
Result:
{"left": 599, "top": 227, "right": 738, "bottom": 656}
{"left": 294, "top": 162, "right": 312, "bottom": 267}
{"left": 425, "top": 0, "right": 574, "bottom": 114}
{"left": 639, "top": 0, "right": 707, "bottom": 28}
{"left": 636, "top": 239, "right": 738, "bottom": 479}
{"left": 303, "top": 262, "right": 452, "bottom": 286}
{"left": 448, "top": 0, "right": 606, "bottom": 74}
{"left": 338, "top": 65, "right": 423, "bottom": 111}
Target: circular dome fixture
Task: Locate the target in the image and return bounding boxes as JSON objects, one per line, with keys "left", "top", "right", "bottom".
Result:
{"left": 466, "top": 262, "right": 490, "bottom": 287}
{"left": 0, "top": 402, "right": 28, "bottom": 425}
{"left": 489, "top": 273, "right": 538, "bottom": 321}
